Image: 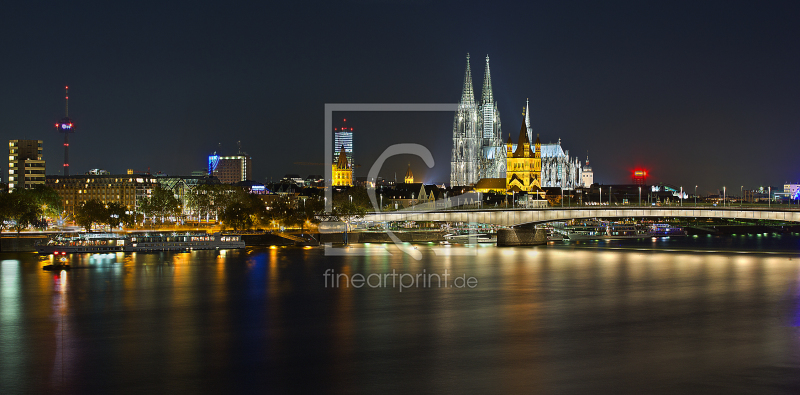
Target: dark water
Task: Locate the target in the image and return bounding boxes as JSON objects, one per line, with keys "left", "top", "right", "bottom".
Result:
{"left": 2, "top": 235, "right": 800, "bottom": 394}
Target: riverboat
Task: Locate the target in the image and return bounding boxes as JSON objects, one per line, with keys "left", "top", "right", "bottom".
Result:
{"left": 37, "top": 232, "right": 245, "bottom": 254}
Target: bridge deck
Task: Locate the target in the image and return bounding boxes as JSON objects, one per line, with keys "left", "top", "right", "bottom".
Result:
{"left": 362, "top": 207, "right": 800, "bottom": 227}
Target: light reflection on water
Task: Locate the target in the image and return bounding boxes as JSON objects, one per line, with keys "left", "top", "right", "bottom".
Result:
{"left": 0, "top": 236, "right": 798, "bottom": 393}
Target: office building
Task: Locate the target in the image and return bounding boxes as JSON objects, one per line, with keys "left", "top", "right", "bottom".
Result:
{"left": 46, "top": 174, "right": 157, "bottom": 217}
{"left": 8, "top": 139, "right": 45, "bottom": 190}
{"left": 334, "top": 119, "right": 354, "bottom": 181}
{"left": 208, "top": 153, "right": 252, "bottom": 184}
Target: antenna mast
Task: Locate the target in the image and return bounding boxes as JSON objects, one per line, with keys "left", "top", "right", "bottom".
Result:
{"left": 55, "top": 86, "right": 75, "bottom": 176}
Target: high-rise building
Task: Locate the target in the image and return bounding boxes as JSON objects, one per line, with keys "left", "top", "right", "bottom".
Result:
{"left": 332, "top": 147, "right": 352, "bottom": 187}
{"left": 208, "top": 153, "right": 252, "bottom": 184}
{"left": 8, "top": 140, "right": 45, "bottom": 190}
{"left": 334, "top": 119, "right": 354, "bottom": 181}
{"left": 451, "top": 54, "right": 480, "bottom": 187}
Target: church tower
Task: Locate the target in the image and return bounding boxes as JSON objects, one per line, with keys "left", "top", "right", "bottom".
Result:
{"left": 450, "top": 54, "right": 480, "bottom": 187}
{"left": 505, "top": 105, "right": 542, "bottom": 194}
{"left": 478, "top": 55, "right": 505, "bottom": 180}
{"left": 332, "top": 146, "right": 353, "bottom": 187}
{"left": 404, "top": 164, "right": 414, "bottom": 184}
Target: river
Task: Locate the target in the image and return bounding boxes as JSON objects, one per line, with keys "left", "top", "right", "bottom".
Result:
{"left": 1, "top": 234, "right": 800, "bottom": 394}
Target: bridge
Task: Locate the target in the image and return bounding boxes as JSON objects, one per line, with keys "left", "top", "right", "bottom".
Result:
{"left": 362, "top": 207, "right": 800, "bottom": 227}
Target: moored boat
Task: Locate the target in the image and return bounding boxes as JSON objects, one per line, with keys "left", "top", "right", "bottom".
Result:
{"left": 37, "top": 232, "right": 245, "bottom": 254}
{"left": 554, "top": 221, "right": 686, "bottom": 241}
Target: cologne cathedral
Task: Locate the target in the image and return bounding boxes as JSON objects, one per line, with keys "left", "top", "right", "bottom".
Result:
{"left": 451, "top": 54, "right": 583, "bottom": 191}
{"left": 450, "top": 54, "right": 504, "bottom": 187}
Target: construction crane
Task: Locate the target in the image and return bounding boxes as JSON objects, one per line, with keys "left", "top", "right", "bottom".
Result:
{"left": 294, "top": 162, "right": 361, "bottom": 168}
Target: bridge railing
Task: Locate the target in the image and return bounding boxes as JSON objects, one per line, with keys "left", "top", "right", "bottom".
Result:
{"left": 367, "top": 204, "right": 800, "bottom": 215}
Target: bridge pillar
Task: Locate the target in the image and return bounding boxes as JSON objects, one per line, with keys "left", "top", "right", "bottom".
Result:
{"left": 497, "top": 228, "right": 547, "bottom": 246}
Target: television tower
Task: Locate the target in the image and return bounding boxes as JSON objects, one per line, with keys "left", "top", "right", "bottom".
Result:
{"left": 55, "top": 86, "right": 74, "bottom": 176}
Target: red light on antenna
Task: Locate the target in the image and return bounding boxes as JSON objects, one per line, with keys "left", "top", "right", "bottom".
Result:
{"left": 343, "top": 119, "right": 346, "bottom": 122}
{"left": 334, "top": 128, "right": 337, "bottom": 130}
{"left": 65, "top": 86, "right": 68, "bottom": 89}
{"left": 69, "top": 123, "right": 72, "bottom": 127}
{"left": 350, "top": 128, "right": 353, "bottom": 131}
{"left": 55, "top": 124, "right": 59, "bottom": 127}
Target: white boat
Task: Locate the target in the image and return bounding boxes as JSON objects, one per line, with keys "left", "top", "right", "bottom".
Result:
{"left": 648, "top": 224, "right": 688, "bottom": 236}
{"left": 37, "top": 232, "right": 245, "bottom": 254}
{"left": 443, "top": 233, "right": 496, "bottom": 244}
{"left": 554, "top": 222, "right": 686, "bottom": 241}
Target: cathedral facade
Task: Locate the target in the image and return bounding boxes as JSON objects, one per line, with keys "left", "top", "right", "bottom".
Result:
{"left": 451, "top": 56, "right": 584, "bottom": 191}
{"left": 539, "top": 140, "right": 583, "bottom": 190}
{"left": 451, "top": 54, "right": 505, "bottom": 187}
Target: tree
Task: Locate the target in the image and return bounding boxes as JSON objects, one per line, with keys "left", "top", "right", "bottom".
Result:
{"left": 332, "top": 190, "right": 368, "bottom": 244}
{"left": 28, "top": 185, "right": 63, "bottom": 221}
{"left": 6, "top": 190, "right": 44, "bottom": 233}
{"left": 219, "top": 201, "right": 254, "bottom": 231}
{"left": 75, "top": 200, "right": 106, "bottom": 231}
{"left": 218, "top": 191, "right": 267, "bottom": 231}
{"left": 293, "top": 197, "right": 324, "bottom": 233}
{"left": 268, "top": 197, "right": 295, "bottom": 228}
{"left": 104, "top": 202, "right": 133, "bottom": 229}
{"left": 140, "top": 186, "right": 180, "bottom": 226}
{"left": 0, "top": 193, "right": 12, "bottom": 233}
{"left": 187, "top": 183, "right": 223, "bottom": 223}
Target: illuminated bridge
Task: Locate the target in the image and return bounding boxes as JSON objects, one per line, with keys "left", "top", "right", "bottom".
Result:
{"left": 362, "top": 207, "right": 800, "bottom": 227}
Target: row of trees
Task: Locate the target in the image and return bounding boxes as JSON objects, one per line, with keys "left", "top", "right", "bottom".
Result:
{"left": 0, "top": 185, "right": 63, "bottom": 233}
{"left": 74, "top": 200, "right": 134, "bottom": 231}
{"left": 1, "top": 184, "right": 372, "bottom": 233}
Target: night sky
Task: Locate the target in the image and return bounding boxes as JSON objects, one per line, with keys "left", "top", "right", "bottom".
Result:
{"left": 3, "top": 0, "right": 799, "bottom": 194}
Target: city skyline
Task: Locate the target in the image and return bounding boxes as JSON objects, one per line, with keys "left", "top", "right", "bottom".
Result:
{"left": 2, "top": 1, "right": 799, "bottom": 192}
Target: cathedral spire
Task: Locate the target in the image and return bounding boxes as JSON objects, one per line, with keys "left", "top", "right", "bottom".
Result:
{"left": 460, "top": 54, "right": 475, "bottom": 105}
{"left": 525, "top": 98, "right": 530, "bottom": 129}
{"left": 481, "top": 55, "right": 493, "bottom": 104}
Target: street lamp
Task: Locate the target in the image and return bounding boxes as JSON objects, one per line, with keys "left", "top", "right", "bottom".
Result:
{"left": 695, "top": 185, "right": 697, "bottom": 207}
{"left": 599, "top": 187, "right": 602, "bottom": 206}
{"left": 609, "top": 186, "right": 612, "bottom": 206}
{"left": 768, "top": 186, "right": 771, "bottom": 208}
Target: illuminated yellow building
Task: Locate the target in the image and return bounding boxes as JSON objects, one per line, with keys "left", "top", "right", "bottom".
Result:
{"left": 473, "top": 178, "right": 506, "bottom": 193}
{"left": 332, "top": 147, "right": 352, "bottom": 187}
{"left": 404, "top": 164, "right": 414, "bottom": 184}
{"left": 505, "top": 119, "right": 542, "bottom": 194}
